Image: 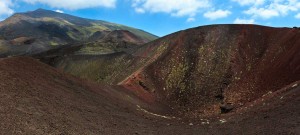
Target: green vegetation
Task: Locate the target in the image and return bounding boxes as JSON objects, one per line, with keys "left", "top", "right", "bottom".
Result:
{"left": 87, "top": 23, "right": 109, "bottom": 33}
{"left": 63, "top": 21, "right": 156, "bottom": 42}
{"left": 166, "top": 59, "right": 189, "bottom": 94}
{"left": 29, "top": 14, "right": 157, "bottom": 43}
{"left": 39, "top": 17, "right": 74, "bottom": 26}
{"left": 0, "top": 45, "right": 8, "bottom": 53}
{"left": 59, "top": 55, "right": 146, "bottom": 84}
{"left": 77, "top": 46, "right": 114, "bottom": 55}
{"left": 49, "top": 41, "right": 59, "bottom": 46}
{"left": 155, "top": 38, "right": 235, "bottom": 109}
{"left": 75, "top": 40, "right": 138, "bottom": 55}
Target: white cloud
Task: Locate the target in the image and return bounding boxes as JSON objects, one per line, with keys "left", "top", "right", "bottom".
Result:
{"left": 55, "top": 10, "right": 64, "bottom": 13}
{"left": 203, "top": 9, "right": 231, "bottom": 20}
{"left": 244, "top": 7, "right": 279, "bottom": 19}
{"left": 233, "top": 18, "right": 255, "bottom": 24}
{"left": 0, "top": 0, "right": 14, "bottom": 16}
{"left": 231, "top": 0, "right": 265, "bottom": 6}
{"left": 187, "top": 17, "right": 195, "bottom": 22}
{"left": 243, "top": 0, "right": 300, "bottom": 19}
{"left": 295, "top": 13, "right": 300, "bottom": 19}
{"left": 131, "top": 0, "right": 211, "bottom": 17}
{"left": 22, "top": 0, "right": 117, "bottom": 10}
{"left": 135, "top": 8, "right": 145, "bottom": 13}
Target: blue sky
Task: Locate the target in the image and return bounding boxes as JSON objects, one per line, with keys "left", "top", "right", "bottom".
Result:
{"left": 0, "top": 0, "right": 299, "bottom": 36}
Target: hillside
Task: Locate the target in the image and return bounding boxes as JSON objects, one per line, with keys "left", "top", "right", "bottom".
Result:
{"left": 122, "top": 24, "right": 300, "bottom": 117}
{"left": 51, "top": 25, "right": 300, "bottom": 117}
{"left": 0, "top": 9, "right": 157, "bottom": 56}
{"left": 0, "top": 56, "right": 299, "bottom": 134}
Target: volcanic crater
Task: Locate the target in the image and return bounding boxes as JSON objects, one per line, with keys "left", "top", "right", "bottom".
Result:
{"left": 1, "top": 24, "right": 299, "bottom": 134}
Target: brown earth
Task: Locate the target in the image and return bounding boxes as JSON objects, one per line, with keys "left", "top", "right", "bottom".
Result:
{"left": 10, "top": 37, "right": 35, "bottom": 45}
{"left": 0, "top": 56, "right": 299, "bottom": 134}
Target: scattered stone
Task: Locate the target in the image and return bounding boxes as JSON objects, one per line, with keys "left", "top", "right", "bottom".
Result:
{"left": 189, "top": 123, "right": 193, "bottom": 126}
{"left": 292, "top": 84, "right": 298, "bottom": 88}
{"left": 268, "top": 91, "right": 273, "bottom": 94}
{"left": 219, "top": 119, "right": 227, "bottom": 123}
{"left": 220, "top": 103, "right": 234, "bottom": 113}
{"left": 201, "top": 122, "right": 210, "bottom": 125}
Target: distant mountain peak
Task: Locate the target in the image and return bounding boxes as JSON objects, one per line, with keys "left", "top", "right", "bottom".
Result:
{"left": 0, "top": 8, "right": 158, "bottom": 53}
{"left": 22, "top": 8, "right": 61, "bottom": 18}
{"left": 32, "top": 8, "right": 54, "bottom": 13}
{"left": 35, "top": 8, "right": 46, "bottom": 11}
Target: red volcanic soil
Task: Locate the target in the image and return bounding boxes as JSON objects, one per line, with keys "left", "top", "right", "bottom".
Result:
{"left": 10, "top": 37, "right": 35, "bottom": 45}
{"left": 120, "top": 25, "right": 300, "bottom": 117}
{"left": 89, "top": 30, "right": 148, "bottom": 45}
{"left": 108, "top": 30, "right": 148, "bottom": 44}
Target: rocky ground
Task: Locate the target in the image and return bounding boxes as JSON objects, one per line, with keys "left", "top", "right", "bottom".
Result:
{"left": 0, "top": 57, "right": 299, "bottom": 134}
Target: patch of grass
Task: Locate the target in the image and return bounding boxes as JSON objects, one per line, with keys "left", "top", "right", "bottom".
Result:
{"left": 166, "top": 59, "right": 189, "bottom": 94}
{"left": 49, "top": 41, "right": 59, "bottom": 46}
{"left": 86, "top": 23, "right": 109, "bottom": 33}
{"left": 40, "top": 17, "right": 74, "bottom": 26}
{"left": 0, "top": 44, "right": 8, "bottom": 53}
{"left": 59, "top": 55, "right": 144, "bottom": 84}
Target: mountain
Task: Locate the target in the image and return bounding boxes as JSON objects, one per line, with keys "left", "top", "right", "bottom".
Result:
{"left": 0, "top": 8, "right": 158, "bottom": 56}
{"left": 50, "top": 24, "right": 300, "bottom": 117}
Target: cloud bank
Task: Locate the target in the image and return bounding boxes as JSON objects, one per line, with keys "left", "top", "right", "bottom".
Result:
{"left": 204, "top": 10, "right": 231, "bottom": 20}
{"left": 132, "top": 0, "right": 211, "bottom": 21}
{"left": 231, "top": 0, "right": 265, "bottom": 6}
{"left": 22, "top": 0, "right": 117, "bottom": 10}
{"left": 0, "top": 0, "right": 14, "bottom": 16}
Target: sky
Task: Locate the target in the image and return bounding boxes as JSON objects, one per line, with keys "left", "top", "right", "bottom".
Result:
{"left": 0, "top": 0, "right": 299, "bottom": 37}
